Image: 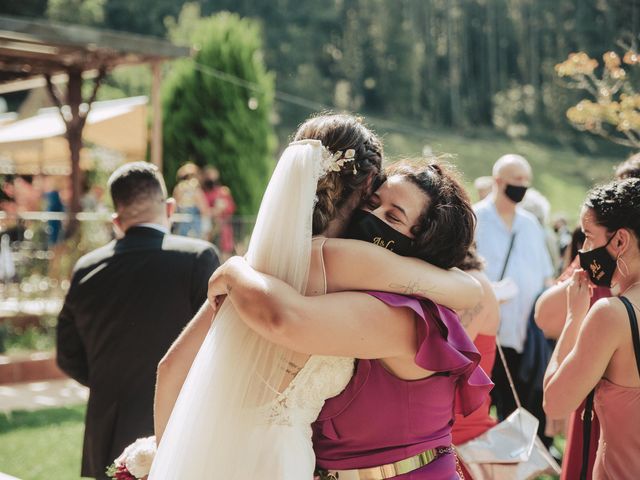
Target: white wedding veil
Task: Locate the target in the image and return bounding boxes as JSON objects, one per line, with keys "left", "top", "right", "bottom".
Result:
{"left": 148, "top": 140, "right": 330, "bottom": 478}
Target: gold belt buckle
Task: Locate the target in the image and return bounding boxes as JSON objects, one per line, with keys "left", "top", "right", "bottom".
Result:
{"left": 323, "top": 446, "right": 451, "bottom": 480}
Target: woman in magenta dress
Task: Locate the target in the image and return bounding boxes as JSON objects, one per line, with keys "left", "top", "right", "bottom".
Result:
{"left": 209, "top": 161, "right": 493, "bottom": 479}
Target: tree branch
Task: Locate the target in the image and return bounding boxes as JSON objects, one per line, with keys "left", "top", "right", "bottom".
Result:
{"left": 590, "top": 127, "right": 638, "bottom": 148}
{"left": 44, "top": 73, "right": 70, "bottom": 128}
{"left": 622, "top": 129, "right": 640, "bottom": 148}
{"left": 79, "top": 66, "right": 108, "bottom": 129}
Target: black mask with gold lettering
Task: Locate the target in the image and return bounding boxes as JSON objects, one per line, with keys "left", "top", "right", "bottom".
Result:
{"left": 344, "top": 209, "right": 414, "bottom": 256}
{"left": 578, "top": 232, "right": 618, "bottom": 287}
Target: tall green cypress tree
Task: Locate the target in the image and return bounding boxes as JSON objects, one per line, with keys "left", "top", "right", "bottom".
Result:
{"left": 162, "top": 11, "right": 276, "bottom": 215}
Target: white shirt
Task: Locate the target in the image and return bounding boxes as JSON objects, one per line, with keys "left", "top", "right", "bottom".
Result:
{"left": 135, "top": 223, "right": 170, "bottom": 234}
{"left": 474, "top": 198, "right": 554, "bottom": 353}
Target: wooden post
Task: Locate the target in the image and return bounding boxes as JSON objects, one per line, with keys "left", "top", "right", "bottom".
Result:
{"left": 66, "top": 68, "right": 83, "bottom": 236}
{"left": 45, "top": 67, "right": 106, "bottom": 238}
{"left": 151, "top": 61, "right": 163, "bottom": 170}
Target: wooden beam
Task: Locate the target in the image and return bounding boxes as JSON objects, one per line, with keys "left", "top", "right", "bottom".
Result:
{"left": 151, "top": 61, "right": 163, "bottom": 170}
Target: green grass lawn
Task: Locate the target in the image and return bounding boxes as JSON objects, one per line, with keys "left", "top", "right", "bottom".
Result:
{"left": 0, "top": 405, "right": 86, "bottom": 480}
{"left": 381, "top": 128, "right": 623, "bottom": 222}
{"left": 0, "top": 403, "right": 563, "bottom": 479}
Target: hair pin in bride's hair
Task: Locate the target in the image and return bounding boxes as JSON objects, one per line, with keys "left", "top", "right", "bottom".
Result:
{"left": 289, "top": 140, "right": 358, "bottom": 174}
{"left": 325, "top": 148, "right": 357, "bottom": 173}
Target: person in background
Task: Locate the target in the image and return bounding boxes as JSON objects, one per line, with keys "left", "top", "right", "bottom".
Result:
{"left": 535, "top": 155, "right": 640, "bottom": 479}
{"left": 615, "top": 152, "right": 640, "bottom": 180}
{"left": 544, "top": 177, "right": 640, "bottom": 480}
{"left": 451, "top": 246, "right": 500, "bottom": 479}
{"left": 521, "top": 188, "right": 561, "bottom": 275}
{"left": 14, "top": 175, "right": 41, "bottom": 212}
{"left": 43, "top": 176, "right": 65, "bottom": 246}
{"left": 56, "top": 162, "right": 219, "bottom": 479}
{"left": 474, "top": 154, "right": 554, "bottom": 428}
{"left": 172, "top": 163, "right": 209, "bottom": 239}
{"left": 474, "top": 175, "right": 493, "bottom": 202}
{"left": 202, "top": 166, "right": 236, "bottom": 256}
{"left": 553, "top": 215, "right": 573, "bottom": 261}
{"left": 0, "top": 175, "right": 18, "bottom": 240}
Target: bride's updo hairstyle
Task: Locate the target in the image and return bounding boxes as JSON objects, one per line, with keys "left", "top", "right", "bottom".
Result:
{"left": 294, "top": 114, "right": 383, "bottom": 234}
{"left": 585, "top": 177, "right": 640, "bottom": 247}
{"left": 386, "top": 160, "right": 476, "bottom": 270}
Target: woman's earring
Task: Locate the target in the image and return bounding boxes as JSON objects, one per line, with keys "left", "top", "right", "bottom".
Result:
{"left": 617, "top": 255, "right": 630, "bottom": 278}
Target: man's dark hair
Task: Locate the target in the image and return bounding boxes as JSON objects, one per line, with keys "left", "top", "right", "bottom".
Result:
{"left": 108, "top": 162, "right": 167, "bottom": 212}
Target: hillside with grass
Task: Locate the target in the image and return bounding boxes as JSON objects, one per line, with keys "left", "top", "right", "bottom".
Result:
{"left": 379, "top": 129, "right": 624, "bottom": 222}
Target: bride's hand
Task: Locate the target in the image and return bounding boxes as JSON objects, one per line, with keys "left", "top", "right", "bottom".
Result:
{"left": 207, "top": 256, "right": 246, "bottom": 307}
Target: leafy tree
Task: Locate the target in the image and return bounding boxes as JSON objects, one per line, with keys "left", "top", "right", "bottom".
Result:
{"left": 557, "top": 49, "right": 640, "bottom": 151}
{"left": 103, "top": 0, "right": 185, "bottom": 37}
{"left": 46, "top": 0, "right": 105, "bottom": 26}
{"left": 0, "top": 0, "right": 47, "bottom": 18}
{"left": 162, "top": 8, "right": 276, "bottom": 215}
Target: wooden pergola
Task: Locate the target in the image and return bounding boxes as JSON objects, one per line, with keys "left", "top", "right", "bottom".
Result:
{"left": 0, "top": 14, "right": 189, "bottom": 230}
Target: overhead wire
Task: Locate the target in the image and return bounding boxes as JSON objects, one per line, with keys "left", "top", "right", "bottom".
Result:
{"left": 191, "top": 61, "right": 434, "bottom": 139}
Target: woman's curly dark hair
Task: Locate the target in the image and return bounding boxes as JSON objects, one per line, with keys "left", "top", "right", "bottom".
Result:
{"left": 459, "top": 244, "right": 486, "bottom": 272}
{"left": 385, "top": 160, "right": 476, "bottom": 270}
{"left": 585, "top": 177, "right": 640, "bottom": 248}
{"left": 615, "top": 153, "right": 640, "bottom": 180}
{"left": 294, "top": 114, "right": 383, "bottom": 234}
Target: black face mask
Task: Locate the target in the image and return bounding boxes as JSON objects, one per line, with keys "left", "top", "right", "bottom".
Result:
{"left": 344, "top": 209, "right": 414, "bottom": 256}
{"left": 505, "top": 184, "right": 528, "bottom": 203}
{"left": 578, "top": 232, "right": 618, "bottom": 287}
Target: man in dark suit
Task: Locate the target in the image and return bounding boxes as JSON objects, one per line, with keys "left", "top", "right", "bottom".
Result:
{"left": 56, "top": 162, "right": 220, "bottom": 479}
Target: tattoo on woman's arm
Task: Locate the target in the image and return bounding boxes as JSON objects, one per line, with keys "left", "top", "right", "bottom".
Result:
{"left": 389, "top": 280, "right": 436, "bottom": 297}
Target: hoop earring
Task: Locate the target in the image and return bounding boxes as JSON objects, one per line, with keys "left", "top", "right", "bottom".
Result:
{"left": 617, "top": 255, "right": 630, "bottom": 278}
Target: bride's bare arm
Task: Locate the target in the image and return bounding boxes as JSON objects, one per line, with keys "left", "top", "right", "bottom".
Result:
{"left": 322, "top": 238, "right": 482, "bottom": 310}
{"left": 209, "top": 257, "right": 418, "bottom": 359}
{"left": 154, "top": 301, "right": 215, "bottom": 443}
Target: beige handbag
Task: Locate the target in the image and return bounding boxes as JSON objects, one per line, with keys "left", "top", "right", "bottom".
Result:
{"left": 455, "top": 342, "right": 561, "bottom": 480}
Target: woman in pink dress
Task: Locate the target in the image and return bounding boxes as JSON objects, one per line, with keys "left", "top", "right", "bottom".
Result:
{"left": 536, "top": 255, "right": 610, "bottom": 480}
{"left": 544, "top": 177, "right": 640, "bottom": 479}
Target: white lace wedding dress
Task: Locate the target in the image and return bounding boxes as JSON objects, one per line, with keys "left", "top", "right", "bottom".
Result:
{"left": 249, "top": 355, "right": 354, "bottom": 478}
{"left": 149, "top": 141, "right": 354, "bottom": 479}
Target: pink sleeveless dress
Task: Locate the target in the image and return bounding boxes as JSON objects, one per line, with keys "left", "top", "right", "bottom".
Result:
{"left": 592, "top": 378, "right": 640, "bottom": 479}
{"left": 312, "top": 292, "right": 493, "bottom": 479}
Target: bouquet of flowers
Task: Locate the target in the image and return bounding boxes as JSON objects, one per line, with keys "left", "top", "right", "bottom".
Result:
{"left": 106, "top": 436, "right": 156, "bottom": 480}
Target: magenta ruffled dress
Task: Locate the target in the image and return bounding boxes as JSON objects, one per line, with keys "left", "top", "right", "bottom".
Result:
{"left": 312, "top": 292, "right": 493, "bottom": 479}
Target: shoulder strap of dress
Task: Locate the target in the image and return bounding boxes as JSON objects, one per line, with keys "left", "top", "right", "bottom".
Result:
{"left": 620, "top": 296, "right": 640, "bottom": 379}
{"left": 318, "top": 237, "right": 328, "bottom": 295}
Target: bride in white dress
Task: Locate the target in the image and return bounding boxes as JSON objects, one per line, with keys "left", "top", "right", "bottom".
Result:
{"left": 149, "top": 115, "right": 480, "bottom": 479}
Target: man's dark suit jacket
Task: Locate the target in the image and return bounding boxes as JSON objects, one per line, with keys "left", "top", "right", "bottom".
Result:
{"left": 56, "top": 226, "right": 220, "bottom": 479}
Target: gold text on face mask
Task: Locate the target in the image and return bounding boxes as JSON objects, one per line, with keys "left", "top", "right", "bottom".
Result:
{"left": 373, "top": 236, "right": 396, "bottom": 251}
{"left": 590, "top": 260, "right": 605, "bottom": 281}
